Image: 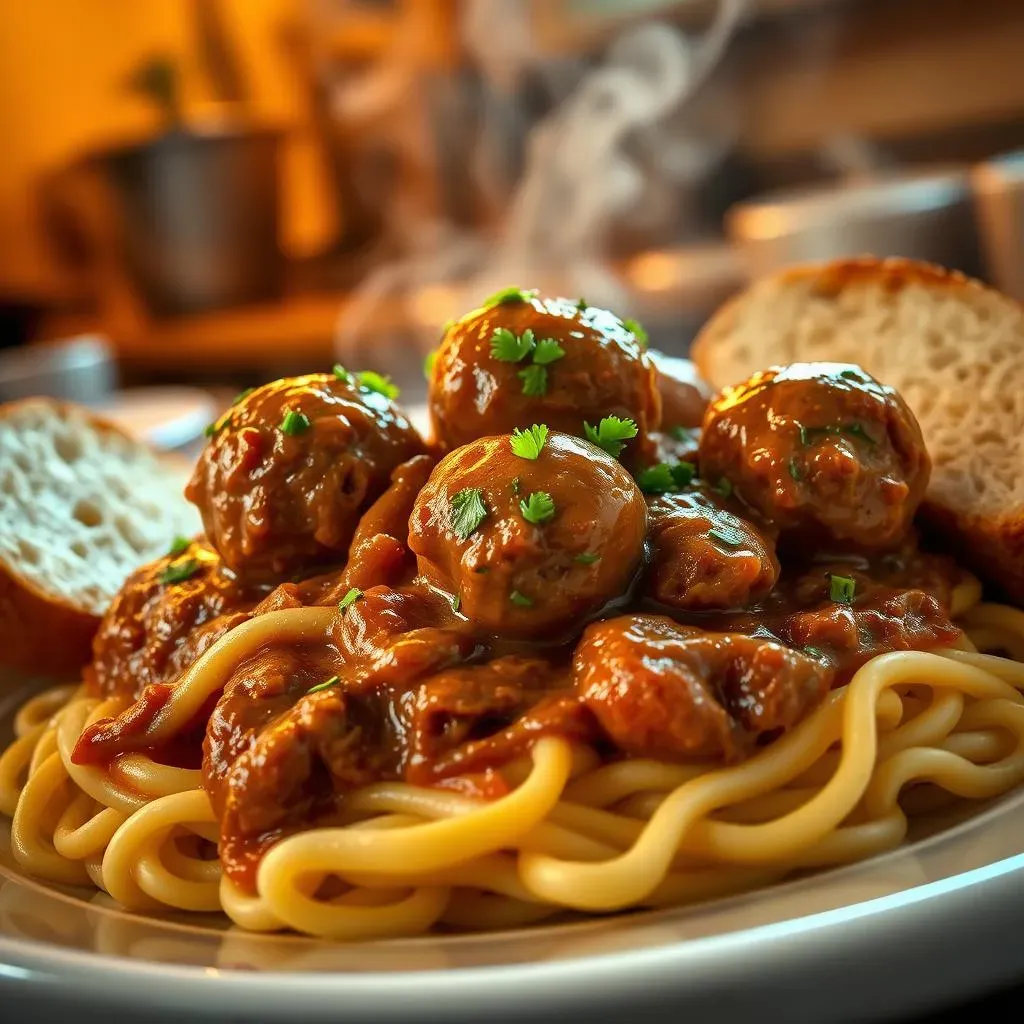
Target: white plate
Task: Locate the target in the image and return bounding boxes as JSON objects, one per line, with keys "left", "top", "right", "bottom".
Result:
{"left": 0, "top": 676, "right": 1022, "bottom": 1023}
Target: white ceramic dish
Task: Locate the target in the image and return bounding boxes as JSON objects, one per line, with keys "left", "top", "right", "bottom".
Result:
{"left": 0, "top": 672, "right": 1022, "bottom": 1023}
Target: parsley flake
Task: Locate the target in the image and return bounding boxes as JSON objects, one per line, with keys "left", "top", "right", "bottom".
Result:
{"left": 449, "top": 593, "right": 462, "bottom": 614}
{"left": 715, "top": 477, "right": 734, "bottom": 499}
{"left": 481, "top": 287, "right": 537, "bottom": 310}
{"left": 449, "top": 487, "right": 489, "bottom": 540}
{"left": 510, "top": 590, "right": 534, "bottom": 608}
{"left": 204, "top": 415, "right": 231, "bottom": 439}
{"left": 338, "top": 588, "right": 363, "bottom": 612}
{"left": 669, "top": 425, "right": 699, "bottom": 446}
{"left": 709, "top": 527, "right": 743, "bottom": 548}
{"left": 307, "top": 675, "right": 340, "bottom": 695}
{"left": 358, "top": 371, "right": 400, "bottom": 400}
{"left": 509, "top": 425, "right": 548, "bottom": 461}
{"left": 788, "top": 456, "right": 803, "bottom": 482}
{"left": 232, "top": 387, "right": 255, "bottom": 405}
{"left": 829, "top": 574, "right": 856, "bottom": 604}
{"left": 490, "top": 327, "right": 535, "bottom": 363}
{"left": 574, "top": 552, "right": 600, "bottom": 565}
{"left": 279, "top": 409, "right": 311, "bottom": 436}
{"left": 520, "top": 491, "right": 556, "bottom": 525}
{"left": 159, "top": 559, "right": 199, "bottom": 585}
{"left": 636, "top": 461, "right": 695, "bottom": 495}
{"left": 623, "top": 317, "right": 648, "bottom": 349}
{"left": 168, "top": 535, "right": 192, "bottom": 557}
{"left": 511, "top": 477, "right": 522, "bottom": 495}
{"left": 532, "top": 338, "right": 566, "bottom": 365}
{"left": 332, "top": 364, "right": 354, "bottom": 384}
{"left": 518, "top": 363, "right": 548, "bottom": 396}
{"left": 576, "top": 297, "right": 588, "bottom": 311}
{"left": 583, "top": 416, "right": 639, "bottom": 459}
{"left": 423, "top": 350, "right": 437, "bottom": 381}
{"left": 799, "top": 422, "right": 876, "bottom": 447}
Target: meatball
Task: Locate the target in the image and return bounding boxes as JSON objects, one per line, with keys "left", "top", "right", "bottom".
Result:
{"left": 573, "top": 614, "right": 833, "bottom": 762}
{"left": 699, "top": 363, "right": 929, "bottom": 549}
{"left": 647, "top": 350, "right": 712, "bottom": 430}
{"left": 645, "top": 490, "right": 779, "bottom": 610}
{"left": 408, "top": 430, "right": 648, "bottom": 640}
{"left": 428, "top": 292, "right": 660, "bottom": 466}
{"left": 90, "top": 539, "right": 259, "bottom": 700}
{"left": 185, "top": 373, "right": 425, "bottom": 580}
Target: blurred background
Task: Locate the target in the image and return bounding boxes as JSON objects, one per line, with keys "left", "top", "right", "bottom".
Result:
{"left": 3, "top": 0, "right": 1024, "bottom": 454}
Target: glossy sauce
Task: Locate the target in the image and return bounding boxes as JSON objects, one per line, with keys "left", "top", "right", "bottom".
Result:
{"left": 72, "top": 321, "right": 966, "bottom": 893}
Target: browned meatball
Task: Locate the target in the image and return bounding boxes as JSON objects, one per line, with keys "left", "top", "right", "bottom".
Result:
{"left": 573, "top": 614, "right": 833, "bottom": 762}
{"left": 90, "top": 539, "right": 259, "bottom": 700}
{"left": 648, "top": 350, "right": 712, "bottom": 430}
{"left": 408, "top": 430, "right": 648, "bottom": 640}
{"left": 185, "top": 373, "right": 425, "bottom": 580}
{"left": 699, "top": 363, "right": 929, "bottom": 549}
{"left": 428, "top": 292, "right": 660, "bottom": 466}
{"left": 645, "top": 490, "right": 779, "bottom": 610}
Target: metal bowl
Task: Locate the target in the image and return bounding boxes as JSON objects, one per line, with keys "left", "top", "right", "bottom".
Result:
{"left": 727, "top": 168, "right": 983, "bottom": 279}
{"left": 0, "top": 335, "right": 116, "bottom": 405}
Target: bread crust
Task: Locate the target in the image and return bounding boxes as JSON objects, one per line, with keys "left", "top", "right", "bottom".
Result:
{"left": 692, "top": 257, "right": 1024, "bottom": 604}
{"left": 0, "top": 398, "right": 162, "bottom": 680}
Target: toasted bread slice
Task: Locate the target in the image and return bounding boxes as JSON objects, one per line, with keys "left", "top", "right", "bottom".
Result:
{"left": 691, "top": 257, "right": 1024, "bottom": 602}
{"left": 0, "top": 399, "right": 199, "bottom": 677}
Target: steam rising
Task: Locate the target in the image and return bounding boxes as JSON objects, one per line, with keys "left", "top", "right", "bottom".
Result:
{"left": 335, "top": 2, "right": 746, "bottom": 367}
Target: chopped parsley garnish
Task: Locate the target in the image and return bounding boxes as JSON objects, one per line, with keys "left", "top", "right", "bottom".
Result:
{"left": 159, "top": 559, "right": 199, "bottom": 585}
{"left": 669, "top": 425, "right": 699, "bottom": 445}
{"left": 520, "top": 491, "right": 556, "bottom": 525}
{"left": 829, "top": 574, "right": 856, "bottom": 604}
{"left": 474, "top": 566, "right": 490, "bottom": 574}
{"left": 509, "top": 424, "right": 548, "bottom": 461}
{"left": 788, "top": 456, "right": 803, "bottom": 482}
{"left": 574, "top": 552, "right": 600, "bottom": 565}
{"left": 518, "top": 363, "right": 549, "bottom": 396}
{"left": 232, "top": 387, "right": 255, "bottom": 405}
{"left": 714, "top": 477, "right": 734, "bottom": 499}
{"left": 490, "top": 327, "right": 535, "bottom": 363}
{"left": 204, "top": 414, "right": 231, "bottom": 438}
{"left": 338, "top": 587, "right": 363, "bottom": 612}
{"left": 709, "top": 527, "right": 743, "bottom": 548}
{"left": 332, "top": 363, "right": 354, "bottom": 384}
{"left": 510, "top": 590, "right": 534, "bottom": 607}
{"left": 168, "top": 535, "right": 192, "bottom": 557}
{"left": 511, "top": 476, "right": 522, "bottom": 495}
{"left": 636, "top": 461, "right": 696, "bottom": 495}
{"left": 279, "top": 409, "right": 311, "bottom": 436}
{"left": 623, "top": 317, "right": 648, "bottom": 349}
{"left": 532, "top": 338, "right": 566, "bottom": 365}
{"left": 576, "top": 297, "right": 588, "bottom": 311}
{"left": 307, "top": 675, "right": 340, "bottom": 695}
{"left": 358, "top": 370, "right": 400, "bottom": 400}
{"left": 799, "top": 422, "right": 875, "bottom": 447}
{"left": 449, "top": 593, "right": 462, "bottom": 613}
{"left": 423, "top": 350, "right": 437, "bottom": 381}
{"left": 481, "top": 287, "right": 537, "bottom": 310}
{"left": 449, "top": 487, "right": 489, "bottom": 540}
{"left": 583, "top": 416, "right": 639, "bottom": 459}
{"left": 839, "top": 369, "right": 862, "bottom": 380}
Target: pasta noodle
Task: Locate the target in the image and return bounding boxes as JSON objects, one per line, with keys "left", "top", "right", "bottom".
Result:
{"left": 2, "top": 585, "right": 1023, "bottom": 940}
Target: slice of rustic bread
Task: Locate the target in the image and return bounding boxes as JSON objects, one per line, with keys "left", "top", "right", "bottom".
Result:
{"left": 0, "top": 398, "right": 198, "bottom": 676}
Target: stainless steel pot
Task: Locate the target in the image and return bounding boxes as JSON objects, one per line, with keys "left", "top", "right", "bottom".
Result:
{"left": 726, "top": 168, "right": 984, "bottom": 279}
{"left": 100, "top": 123, "right": 283, "bottom": 315}
{"left": 972, "top": 150, "right": 1024, "bottom": 301}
